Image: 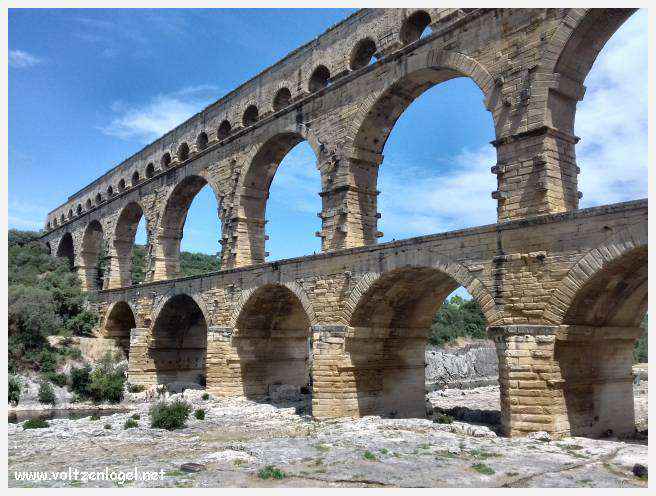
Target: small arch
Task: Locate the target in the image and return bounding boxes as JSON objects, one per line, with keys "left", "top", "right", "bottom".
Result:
{"left": 400, "top": 10, "right": 432, "bottom": 45}
{"left": 103, "top": 301, "right": 135, "bottom": 358}
{"left": 110, "top": 201, "right": 146, "bottom": 288}
{"left": 196, "top": 131, "right": 209, "bottom": 151}
{"left": 217, "top": 120, "right": 232, "bottom": 140}
{"left": 52, "top": 219, "right": 58, "bottom": 227}
{"left": 68, "top": 209, "right": 73, "bottom": 219}
{"left": 272, "top": 87, "right": 292, "bottom": 112}
{"left": 59, "top": 214, "right": 65, "bottom": 224}
{"left": 86, "top": 198, "right": 92, "bottom": 210}
{"left": 145, "top": 162, "right": 155, "bottom": 179}
{"left": 107, "top": 186, "right": 114, "bottom": 197}
{"left": 242, "top": 105, "right": 259, "bottom": 127}
{"left": 76, "top": 204, "right": 82, "bottom": 215}
{"left": 177, "top": 142, "right": 190, "bottom": 162}
{"left": 47, "top": 221, "right": 52, "bottom": 230}
{"left": 131, "top": 171, "right": 140, "bottom": 187}
{"left": 161, "top": 152, "right": 172, "bottom": 169}
{"left": 118, "top": 179, "right": 126, "bottom": 192}
{"left": 308, "top": 65, "right": 330, "bottom": 92}
{"left": 95, "top": 192, "right": 103, "bottom": 205}
{"left": 349, "top": 38, "right": 377, "bottom": 70}
{"left": 56, "top": 232, "right": 74, "bottom": 269}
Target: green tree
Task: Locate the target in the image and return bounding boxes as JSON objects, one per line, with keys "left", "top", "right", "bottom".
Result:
{"left": 429, "top": 295, "right": 487, "bottom": 346}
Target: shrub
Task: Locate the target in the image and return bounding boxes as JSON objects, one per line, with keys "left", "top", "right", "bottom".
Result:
{"left": 363, "top": 451, "right": 377, "bottom": 461}
{"left": 63, "top": 310, "right": 98, "bottom": 337}
{"left": 69, "top": 365, "right": 92, "bottom": 397}
{"left": 37, "top": 349, "right": 59, "bottom": 373}
{"left": 201, "top": 393, "right": 210, "bottom": 401}
{"left": 87, "top": 355, "right": 126, "bottom": 404}
{"left": 44, "top": 371, "right": 68, "bottom": 387}
{"left": 128, "top": 383, "right": 146, "bottom": 393}
{"left": 149, "top": 399, "right": 192, "bottom": 430}
{"left": 38, "top": 381, "right": 57, "bottom": 406}
{"left": 23, "top": 418, "right": 49, "bottom": 429}
{"left": 9, "top": 376, "right": 21, "bottom": 405}
{"left": 429, "top": 296, "right": 486, "bottom": 346}
{"left": 124, "top": 418, "right": 138, "bottom": 429}
{"left": 90, "top": 414, "right": 100, "bottom": 421}
{"left": 472, "top": 463, "right": 495, "bottom": 475}
{"left": 131, "top": 413, "right": 140, "bottom": 420}
{"left": 258, "top": 465, "right": 285, "bottom": 480}
{"left": 433, "top": 412, "right": 454, "bottom": 424}
{"left": 194, "top": 409, "right": 205, "bottom": 420}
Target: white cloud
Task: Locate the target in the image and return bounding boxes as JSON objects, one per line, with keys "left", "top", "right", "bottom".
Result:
{"left": 101, "top": 85, "right": 220, "bottom": 142}
{"left": 8, "top": 198, "right": 50, "bottom": 230}
{"left": 377, "top": 146, "right": 497, "bottom": 239}
{"left": 9, "top": 49, "right": 42, "bottom": 69}
{"left": 575, "top": 10, "right": 648, "bottom": 206}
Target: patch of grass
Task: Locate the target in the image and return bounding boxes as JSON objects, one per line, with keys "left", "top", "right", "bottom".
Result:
{"left": 393, "top": 452, "right": 402, "bottom": 458}
{"left": 314, "top": 443, "right": 330, "bottom": 452}
{"left": 124, "top": 418, "right": 138, "bottom": 429}
{"left": 472, "top": 463, "right": 495, "bottom": 476}
{"left": 379, "top": 448, "right": 389, "bottom": 455}
{"left": 164, "top": 470, "right": 184, "bottom": 477}
{"left": 131, "top": 413, "right": 140, "bottom": 420}
{"left": 104, "top": 423, "right": 112, "bottom": 430}
{"left": 44, "top": 371, "right": 68, "bottom": 387}
{"left": 23, "top": 418, "right": 49, "bottom": 429}
{"left": 567, "top": 450, "right": 589, "bottom": 459}
{"left": 90, "top": 414, "right": 100, "bottom": 421}
{"left": 437, "top": 450, "right": 458, "bottom": 459}
{"left": 258, "top": 465, "right": 286, "bottom": 480}
{"left": 363, "top": 451, "right": 377, "bottom": 461}
{"left": 469, "top": 448, "right": 503, "bottom": 459}
{"left": 194, "top": 409, "right": 205, "bottom": 420}
{"left": 149, "top": 399, "right": 192, "bottom": 430}
{"left": 558, "top": 443, "right": 584, "bottom": 451}
{"left": 233, "top": 459, "right": 247, "bottom": 467}
{"left": 419, "top": 443, "right": 431, "bottom": 450}
{"left": 69, "top": 480, "right": 82, "bottom": 487}
{"left": 9, "top": 375, "right": 21, "bottom": 405}
{"left": 201, "top": 393, "right": 210, "bottom": 401}
{"left": 577, "top": 479, "right": 594, "bottom": 487}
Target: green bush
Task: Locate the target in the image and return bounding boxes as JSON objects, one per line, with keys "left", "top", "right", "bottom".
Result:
{"left": 69, "top": 365, "right": 92, "bottom": 397}
{"left": 44, "top": 371, "right": 68, "bottom": 387}
{"left": 429, "top": 296, "right": 486, "bottom": 346}
{"left": 363, "top": 451, "right": 377, "bottom": 461}
{"left": 194, "top": 409, "right": 205, "bottom": 420}
{"left": 90, "top": 414, "right": 100, "bottom": 421}
{"left": 128, "top": 383, "right": 146, "bottom": 393}
{"left": 124, "top": 418, "right": 138, "bottom": 429}
{"left": 23, "top": 418, "right": 49, "bottom": 429}
{"left": 257, "top": 465, "right": 285, "bottom": 480}
{"left": 149, "top": 399, "right": 192, "bottom": 430}
{"left": 131, "top": 413, "right": 140, "bottom": 420}
{"left": 201, "top": 393, "right": 210, "bottom": 401}
{"left": 38, "top": 381, "right": 57, "bottom": 406}
{"left": 87, "top": 353, "right": 126, "bottom": 404}
{"left": 433, "top": 412, "right": 454, "bottom": 424}
{"left": 9, "top": 376, "right": 22, "bottom": 405}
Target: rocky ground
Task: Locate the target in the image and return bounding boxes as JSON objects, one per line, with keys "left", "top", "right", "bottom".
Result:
{"left": 8, "top": 383, "right": 648, "bottom": 488}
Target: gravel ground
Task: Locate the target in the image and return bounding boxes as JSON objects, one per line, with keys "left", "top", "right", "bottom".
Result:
{"left": 8, "top": 384, "right": 648, "bottom": 488}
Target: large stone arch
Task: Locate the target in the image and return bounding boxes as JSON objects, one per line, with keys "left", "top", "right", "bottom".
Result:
{"left": 152, "top": 172, "right": 224, "bottom": 281}
{"left": 543, "top": 223, "right": 647, "bottom": 325}
{"left": 55, "top": 232, "right": 75, "bottom": 270}
{"left": 230, "top": 282, "right": 314, "bottom": 401}
{"left": 106, "top": 200, "right": 150, "bottom": 289}
{"left": 150, "top": 287, "right": 213, "bottom": 331}
{"left": 229, "top": 280, "right": 317, "bottom": 328}
{"left": 344, "top": 49, "right": 497, "bottom": 160}
{"left": 148, "top": 292, "right": 210, "bottom": 388}
{"left": 230, "top": 125, "right": 324, "bottom": 267}
{"left": 101, "top": 300, "right": 138, "bottom": 358}
{"left": 343, "top": 259, "right": 498, "bottom": 326}
{"left": 79, "top": 220, "right": 105, "bottom": 291}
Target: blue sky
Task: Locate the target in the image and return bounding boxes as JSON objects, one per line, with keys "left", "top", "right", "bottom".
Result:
{"left": 9, "top": 9, "right": 648, "bottom": 268}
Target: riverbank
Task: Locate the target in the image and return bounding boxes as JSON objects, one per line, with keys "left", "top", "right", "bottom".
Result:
{"left": 8, "top": 383, "right": 648, "bottom": 488}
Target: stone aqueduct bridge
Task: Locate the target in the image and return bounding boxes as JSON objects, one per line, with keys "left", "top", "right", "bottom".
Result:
{"left": 41, "top": 8, "right": 647, "bottom": 438}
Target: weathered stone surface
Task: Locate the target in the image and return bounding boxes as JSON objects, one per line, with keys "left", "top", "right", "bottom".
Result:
{"left": 425, "top": 340, "right": 498, "bottom": 390}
